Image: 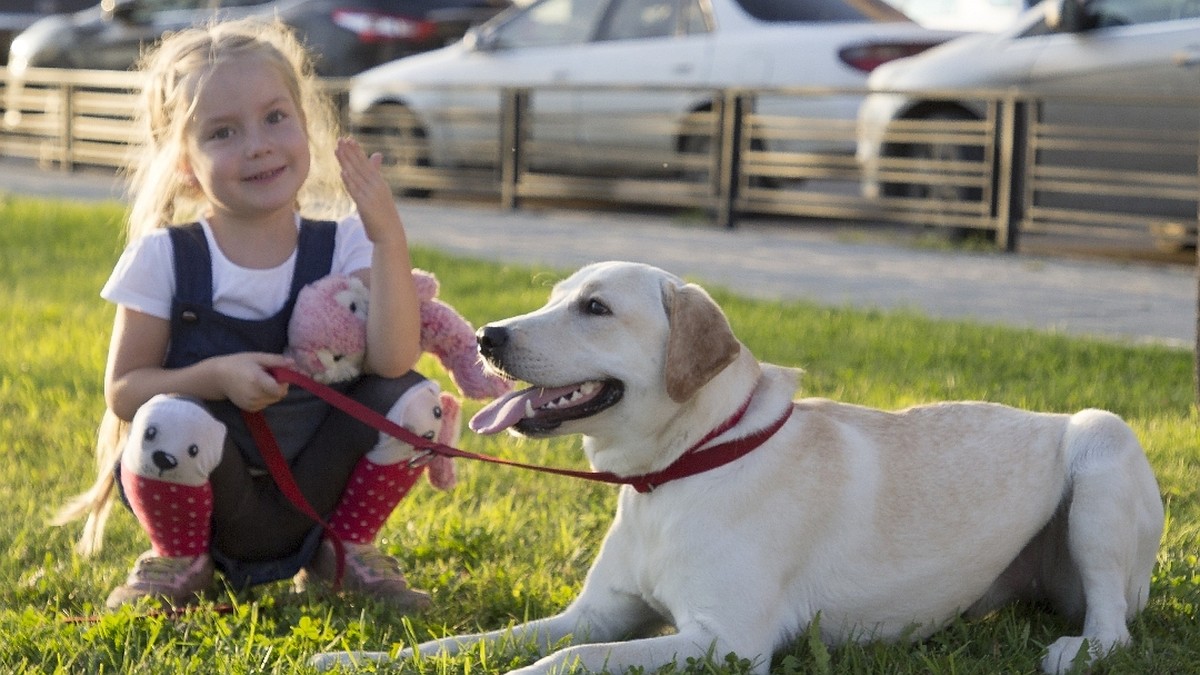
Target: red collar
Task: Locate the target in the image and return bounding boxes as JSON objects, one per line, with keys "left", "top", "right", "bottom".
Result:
{"left": 619, "top": 395, "right": 794, "bottom": 494}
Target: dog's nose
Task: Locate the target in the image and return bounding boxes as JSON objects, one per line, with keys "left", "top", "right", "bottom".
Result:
{"left": 477, "top": 325, "right": 508, "bottom": 360}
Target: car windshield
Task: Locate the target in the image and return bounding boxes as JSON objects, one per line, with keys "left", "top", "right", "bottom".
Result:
{"left": 732, "top": 0, "right": 910, "bottom": 22}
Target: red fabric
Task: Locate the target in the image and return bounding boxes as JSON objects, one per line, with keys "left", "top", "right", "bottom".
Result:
{"left": 121, "top": 473, "right": 213, "bottom": 558}
{"left": 328, "top": 459, "right": 424, "bottom": 544}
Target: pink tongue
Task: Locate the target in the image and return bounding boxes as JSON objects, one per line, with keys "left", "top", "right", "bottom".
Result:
{"left": 469, "top": 384, "right": 582, "bottom": 435}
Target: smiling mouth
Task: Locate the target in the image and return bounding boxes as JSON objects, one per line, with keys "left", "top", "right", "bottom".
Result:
{"left": 469, "top": 379, "right": 625, "bottom": 436}
{"left": 244, "top": 166, "right": 285, "bottom": 182}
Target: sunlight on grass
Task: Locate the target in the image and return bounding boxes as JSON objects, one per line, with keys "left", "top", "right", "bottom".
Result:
{"left": 0, "top": 196, "right": 1196, "bottom": 673}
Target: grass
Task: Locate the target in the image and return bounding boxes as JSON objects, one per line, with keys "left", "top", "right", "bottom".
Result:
{"left": 1, "top": 194, "right": 1197, "bottom": 674}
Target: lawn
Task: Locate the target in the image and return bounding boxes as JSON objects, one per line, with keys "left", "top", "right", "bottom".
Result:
{"left": 0, "top": 195, "right": 1196, "bottom": 674}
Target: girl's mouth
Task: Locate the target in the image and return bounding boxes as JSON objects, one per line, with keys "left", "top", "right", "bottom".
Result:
{"left": 244, "top": 166, "right": 286, "bottom": 183}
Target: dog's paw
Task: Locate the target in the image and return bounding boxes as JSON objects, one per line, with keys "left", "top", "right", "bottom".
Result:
{"left": 1041, "top": 636, "right": 1094, "bottom": 674}
{"left": 309, "top": 651, "right": 390, "bottom": 671}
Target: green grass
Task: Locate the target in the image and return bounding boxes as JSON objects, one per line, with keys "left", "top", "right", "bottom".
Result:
{"left": 1, "top": 195, "right": 1197, "bottom": 674}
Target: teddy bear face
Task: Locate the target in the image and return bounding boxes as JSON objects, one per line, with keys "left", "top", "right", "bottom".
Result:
{"left": 125, "top": 396, "right": 225, "bottom": 487}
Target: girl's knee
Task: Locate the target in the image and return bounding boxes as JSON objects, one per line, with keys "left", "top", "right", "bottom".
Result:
{"left": 122, "top": 394, "right": 225, "bottom": 486}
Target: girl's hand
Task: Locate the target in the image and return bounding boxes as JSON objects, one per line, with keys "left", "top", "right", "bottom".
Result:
{"left": 336, "top": 136, "right": 405, "bottom": 247}
{"left": 216, "top": 352, "right": 294, "bottom": 412}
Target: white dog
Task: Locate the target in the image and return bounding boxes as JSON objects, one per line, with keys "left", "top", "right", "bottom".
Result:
{"left": 313, "top": 261, "right": 1163, "bottom": 675}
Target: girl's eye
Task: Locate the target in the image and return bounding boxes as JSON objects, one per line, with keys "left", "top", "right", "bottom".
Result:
{"left": 208, "top": 126, "right": 233, "bottom": 141}
{"left": 266, "top": 109, "right": 287, "bottom": 125}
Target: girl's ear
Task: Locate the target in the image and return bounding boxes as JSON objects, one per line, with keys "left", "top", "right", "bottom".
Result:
{"left": 177, "top": 159, "right": 199, "bottom": 192}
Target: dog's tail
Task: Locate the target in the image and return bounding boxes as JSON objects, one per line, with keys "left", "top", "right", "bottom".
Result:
{"left": 50, "top": 409, "right": 128, "bottom": 556}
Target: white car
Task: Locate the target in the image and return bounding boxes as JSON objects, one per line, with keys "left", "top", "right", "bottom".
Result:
{"left": 856, "top": 0, "right": 1200, "bottom": 245}
{"left": 348, "top": 0, "right": 959, "bottom": 176}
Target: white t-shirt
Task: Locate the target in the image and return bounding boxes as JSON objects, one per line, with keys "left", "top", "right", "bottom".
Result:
{"left": 101, "top": 213, "right": 374, "bottom": 320}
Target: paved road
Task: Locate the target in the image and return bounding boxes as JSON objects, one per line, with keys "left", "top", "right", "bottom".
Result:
{"left": 2, "top": 161, "right": 1195, "bottom": 348}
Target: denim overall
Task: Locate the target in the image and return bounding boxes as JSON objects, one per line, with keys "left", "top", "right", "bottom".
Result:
{"left": 118, "top": 220, "right": 340, "bottom": 588}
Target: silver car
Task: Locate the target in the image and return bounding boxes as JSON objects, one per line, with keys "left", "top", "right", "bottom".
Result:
{"left": 857, "top": 0, "right": 1200, "bottom": 247}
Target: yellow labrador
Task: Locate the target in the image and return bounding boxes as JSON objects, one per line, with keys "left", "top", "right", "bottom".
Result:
{"left": 313, "top": 261, "right": 1163, "bottom": 674}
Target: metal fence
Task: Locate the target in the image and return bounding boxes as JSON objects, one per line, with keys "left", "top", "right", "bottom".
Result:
{"left": 2, "top": 67, "right": 1197, "bottom": 254}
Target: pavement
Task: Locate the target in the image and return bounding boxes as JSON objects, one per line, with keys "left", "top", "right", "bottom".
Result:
{"left": 2, "top": 160, "right": 1195, "bottom": 349}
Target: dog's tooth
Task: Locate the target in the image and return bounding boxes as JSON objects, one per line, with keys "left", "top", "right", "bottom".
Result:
{"left": 524, "top": 400, "right": 536, "bottom": 418}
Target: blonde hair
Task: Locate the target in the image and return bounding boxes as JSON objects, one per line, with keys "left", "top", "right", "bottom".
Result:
{"left": 124, "top": 17, "right": 349, "bottom": 242}
{"left": 55, "top": 18, "right": 351, "bottom": 555}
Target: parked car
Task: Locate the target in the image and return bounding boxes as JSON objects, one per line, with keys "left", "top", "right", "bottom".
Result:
{"left": 856, "top": 0, "right": 1200, "bottom": 247}
{"left": 347, "top": 0, "right": 960, "bottom": 178}
{"left": 0, "top": 0, "right": 92, "bottom": 65}
{"left": 5, "top": 0, "right": 508, "bottom": 76}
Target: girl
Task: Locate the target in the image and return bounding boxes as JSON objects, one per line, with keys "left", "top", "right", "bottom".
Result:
{"left": 55, "top": 18, "right": 454, "bottom": 611}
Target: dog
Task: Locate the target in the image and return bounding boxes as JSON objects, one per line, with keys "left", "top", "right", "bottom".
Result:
{"left": 313, "top": 260, "right": 1163, "bottom": 674}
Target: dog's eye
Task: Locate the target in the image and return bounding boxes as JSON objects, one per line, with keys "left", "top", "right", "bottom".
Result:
{"left": 582, "top": 298, "right": 611, "bottom": 316}
{"left": 144, "top": 425, "right": 158, "bottom": 442}
{"left": 188, "top": 444, "right": 199, "bottom": 458}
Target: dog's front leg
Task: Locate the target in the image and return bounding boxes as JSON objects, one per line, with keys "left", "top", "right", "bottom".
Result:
{"left": 505, "top": 630, "right": 766, "bottom": 675}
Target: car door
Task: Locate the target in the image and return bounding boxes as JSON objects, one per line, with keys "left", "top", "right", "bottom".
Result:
{"left": 569, "top": 0, "right": 714, "bottom": 173}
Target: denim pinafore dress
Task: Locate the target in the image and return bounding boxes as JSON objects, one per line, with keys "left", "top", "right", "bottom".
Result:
{"left": 162, "top": 219, "right": 340, "bottom": 587}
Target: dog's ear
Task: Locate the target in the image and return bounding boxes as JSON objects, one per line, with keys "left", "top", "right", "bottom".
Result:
{"left": 663, "top": 281, "right": 741, "bottom": 403}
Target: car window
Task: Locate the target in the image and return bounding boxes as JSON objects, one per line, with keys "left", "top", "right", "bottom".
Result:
{"left": 1082, "top": 0, "right": 1200, "bottom": 25}
{"left": 682, "top": 0, "right": 712, "bottom": 32}
{"left": 600, "top": 0, "right": 676, "bottom": 40}
{"left": 596, "top": 0, "right": 711, "bottom": 39}
{"left": 731, "top": 0, "right": 909, "bottom": 22}
{"left": 491, "top": 0, "right": 608, "bottom": 48}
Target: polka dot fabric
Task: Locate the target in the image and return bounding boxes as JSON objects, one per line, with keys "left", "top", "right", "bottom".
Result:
{"left": 328, "top": 459, "right": 424, "bottom": 544}
{"left": 121, "top": 472, "right": 213, "bottom": 558}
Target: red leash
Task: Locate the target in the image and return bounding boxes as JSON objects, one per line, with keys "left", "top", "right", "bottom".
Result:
{"left": 264, "top": 367, "right": 793, "bottom": 494}
{"left": 242, "top": 409, "right": 346, "bottom": 590}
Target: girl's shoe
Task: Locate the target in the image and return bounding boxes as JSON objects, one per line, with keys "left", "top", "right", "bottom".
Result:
{"left": 106, "top": 550, "right": 214, "bottom": 609}
{"left": 294, "top": 539, "right": 432, "bottom": 612}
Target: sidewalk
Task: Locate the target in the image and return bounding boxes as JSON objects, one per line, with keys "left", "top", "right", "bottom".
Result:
{"left": 3, "top": 161, "right": 1195, "bottom": 348}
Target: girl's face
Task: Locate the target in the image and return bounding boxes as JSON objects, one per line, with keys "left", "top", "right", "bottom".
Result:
{"left": 181, "top": 55, "right": 311, "bottom": 229}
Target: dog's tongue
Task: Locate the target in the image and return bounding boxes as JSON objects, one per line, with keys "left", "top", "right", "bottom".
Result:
{"left": 469, "top": 384, "right": 580, "bottom": 434}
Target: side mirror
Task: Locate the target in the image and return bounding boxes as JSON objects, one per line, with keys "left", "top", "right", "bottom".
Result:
{"left": 1046, "top": 0, "right": 1091, "bottom": 32}
{"left": 463, "top": 25, "right": 498, "bottom": 52}
{"left": 106, "top": 0, "right": 140, "bottom": 23}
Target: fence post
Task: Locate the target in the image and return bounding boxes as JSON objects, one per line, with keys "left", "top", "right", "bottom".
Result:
{"left": 499, "top": 87, "right": 527, "bottom": 211}
{"left": 715, "top": 90, "right": 743, "bottom": 230}
{"left": 993, "top": 96, "right": 1028, "bottom": 252}
{"left": 58, "top": 81, "right": 74, "bottom": 171}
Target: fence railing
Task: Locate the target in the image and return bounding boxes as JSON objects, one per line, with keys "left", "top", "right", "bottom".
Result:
{"left": 1, "top": 67, "right": 1197, "bottom": 254}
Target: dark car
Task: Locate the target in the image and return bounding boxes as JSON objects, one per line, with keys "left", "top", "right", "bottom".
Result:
{"left": 6, "top": 0, "right": 509, "bottom": 76}
{"left": 0, "top": 0, "right": 92, "bottom": 64}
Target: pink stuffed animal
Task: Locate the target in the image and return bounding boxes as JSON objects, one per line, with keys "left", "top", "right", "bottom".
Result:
{"left": 411, "top": 270, "right": 513, "bottom": 400}
{"left": 286, "top": 270, "right": 511, "bottom": 399}
{"left": 286, "top": 271, "right": 512, "bottom": 491}
{"left": 285, "top": 275, "right": 368, "bottom": 384}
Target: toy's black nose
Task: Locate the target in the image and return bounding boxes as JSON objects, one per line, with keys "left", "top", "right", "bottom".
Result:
{"left": 152, "top": 450, "right": 178, "bottom": 473}
{"left": 477, "top": 325, "right": 508, "bottom": 361}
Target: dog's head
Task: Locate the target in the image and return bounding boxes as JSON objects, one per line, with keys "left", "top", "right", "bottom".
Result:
{"left": 469, "top": 262, "right": 742, "bottom": 443}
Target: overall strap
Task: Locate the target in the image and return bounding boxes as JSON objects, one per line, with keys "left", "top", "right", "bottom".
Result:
{"left": 290, "top": 219, "right": 337, "bottom": 300}
{"left": 167, "top": 223, "right": 213, "bottom": 307}
{"left": 167, "top": 219, "right": 338, "bottom": 310}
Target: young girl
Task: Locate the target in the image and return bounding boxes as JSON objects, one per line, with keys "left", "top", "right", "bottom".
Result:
{"left": 55, "top": 18, "right": 455, "bottom": 611}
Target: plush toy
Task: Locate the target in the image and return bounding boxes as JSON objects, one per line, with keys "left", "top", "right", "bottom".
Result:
{"left": 411, "top": 270, "right": 513, "bottom": 401}
{"left": 285, "top": 275, "right": 369, "bottom": 384}
{"left": 286, "top": 270, "right": 512, "bottom": 399}
{"left": 285, "top": 271, "right": 513, "bottom": 491}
